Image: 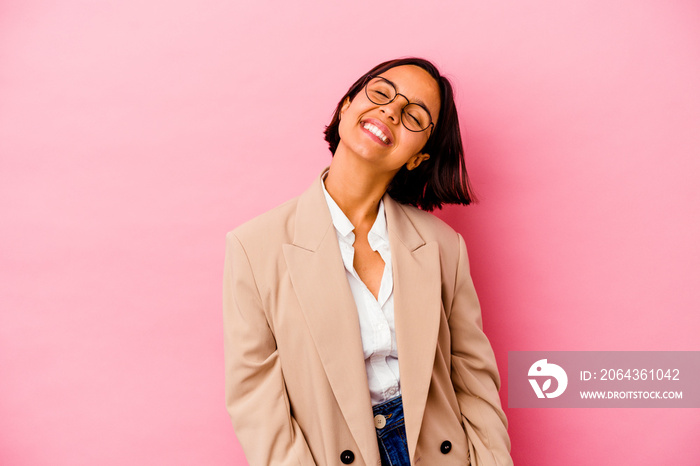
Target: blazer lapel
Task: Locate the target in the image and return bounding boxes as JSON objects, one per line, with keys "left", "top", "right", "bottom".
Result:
{"left": 282, "top": 176, "right": 378, "bottom": 465}
{"left": 384, "top": 195, "right": 442, "bottom": 461}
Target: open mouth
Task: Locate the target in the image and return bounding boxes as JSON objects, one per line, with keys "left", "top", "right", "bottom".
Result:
{"left": 362, "top": 121, "right": 392, "bottom": 145}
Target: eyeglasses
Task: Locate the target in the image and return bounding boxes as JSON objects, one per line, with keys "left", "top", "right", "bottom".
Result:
{"left": 364, "top": 75, "right": 435, "bottom": 133}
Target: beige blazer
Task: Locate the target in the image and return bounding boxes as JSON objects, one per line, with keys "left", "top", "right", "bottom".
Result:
{"left": 224, "top": 173, "right": 512, "bottom": 466}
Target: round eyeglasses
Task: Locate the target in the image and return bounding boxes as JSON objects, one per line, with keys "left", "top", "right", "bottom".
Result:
{"left": 364, "top": 75, "right": 435, "bottom": 133}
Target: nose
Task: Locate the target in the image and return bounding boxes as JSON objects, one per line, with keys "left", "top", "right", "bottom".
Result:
{"left": 380, "top": 97, "right": 406, "bottom": 125}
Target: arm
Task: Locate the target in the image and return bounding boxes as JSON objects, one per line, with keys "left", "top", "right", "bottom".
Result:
{"left": 449, "top": 233, "right": 513, "bottom": 466}
{"left": 223, "top": 232, "right": 315, "bottom": 466}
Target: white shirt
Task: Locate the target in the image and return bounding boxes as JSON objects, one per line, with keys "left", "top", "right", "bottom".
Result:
{"left": 321, "top": 178, "right": 401, "bottom": 406}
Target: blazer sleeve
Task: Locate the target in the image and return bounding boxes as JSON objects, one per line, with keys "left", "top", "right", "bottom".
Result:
{"left": 449, "top": 233, "right": 513, "bottom": 466}
{"left": 223, "top": 232, "right": 316, "bottom": 466}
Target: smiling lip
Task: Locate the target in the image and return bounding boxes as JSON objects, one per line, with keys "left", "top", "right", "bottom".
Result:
{"left": 361, "top": 118, "right": 394, "bottom": 146}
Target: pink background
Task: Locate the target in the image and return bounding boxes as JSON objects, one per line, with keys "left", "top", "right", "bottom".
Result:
{"left": 1, "top": 1, "right": 699, "bottom": 464}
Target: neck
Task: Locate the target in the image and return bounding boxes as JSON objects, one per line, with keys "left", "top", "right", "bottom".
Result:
{"left": 324, "top": 150, "right": 394, "bottom": 228}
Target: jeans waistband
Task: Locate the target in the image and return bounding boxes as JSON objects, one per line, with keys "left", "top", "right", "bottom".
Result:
{"left": 372, "top": 395, "right": 405, "bottom": 434}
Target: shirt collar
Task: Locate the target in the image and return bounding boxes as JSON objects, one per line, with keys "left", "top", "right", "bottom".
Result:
{"left": 367, "top": 201, "right": 388, "bottom": 252}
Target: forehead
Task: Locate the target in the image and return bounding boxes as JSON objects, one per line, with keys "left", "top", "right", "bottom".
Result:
{"left": 377, "top": 65, "right": 441, "bottom": 118}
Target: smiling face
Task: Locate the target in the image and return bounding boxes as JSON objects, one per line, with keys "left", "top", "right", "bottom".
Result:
{"left": 336, "top": 65, "right": 441, "bottom": 176}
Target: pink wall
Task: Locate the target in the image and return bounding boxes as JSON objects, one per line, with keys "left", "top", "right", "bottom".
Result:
{"left": 2, "top": 1, "right": 698, "bottom": 464}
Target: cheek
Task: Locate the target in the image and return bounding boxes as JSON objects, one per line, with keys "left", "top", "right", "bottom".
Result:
{"left": 337, "top": 113, "right": 357, "bottom": 145}
{"left": 338, "top": 100, "right": 367, "bottom": 136}
{"left": 341, "top": 99, "right": 364, "bottom": 120}
{"left": 338, "top": 112, "right": 352, "bottom": 135}
{"left": 403, "top": 132, "right": 429, "bottom": 153}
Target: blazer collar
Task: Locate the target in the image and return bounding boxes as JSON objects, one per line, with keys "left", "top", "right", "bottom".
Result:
{"left": 383, "top": 191, "right": 442, "bottom": 461}
{"left": 290, "top": 173, "right": 334, "bottom": 251}
{"left": 284, "top": 173, "right": 379, "bottom": 464}
{"left": 382, "top": 190, "right": 425, "bottom": 252}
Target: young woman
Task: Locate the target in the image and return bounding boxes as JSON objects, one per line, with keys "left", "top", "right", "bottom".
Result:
{"left": 224, "top": 57, "right": 513, "bottom": 466}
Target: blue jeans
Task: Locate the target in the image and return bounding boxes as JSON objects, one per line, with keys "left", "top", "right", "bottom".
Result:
{"left": 373, "top": 395, "right": 411, "bottom": 466}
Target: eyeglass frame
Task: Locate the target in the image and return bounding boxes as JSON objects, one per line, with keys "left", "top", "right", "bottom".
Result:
{"left": 363, "top": 75, "right": 435, "bottom": 134}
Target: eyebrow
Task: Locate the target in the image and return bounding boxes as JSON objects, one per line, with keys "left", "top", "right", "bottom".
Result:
{"left": 382, "top": 76, "right": 434, "bottom": 117}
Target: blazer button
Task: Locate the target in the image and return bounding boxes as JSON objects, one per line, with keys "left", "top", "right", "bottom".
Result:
{"left": 340, "top": 449, "right": 355, "bottom": 464}
{"left": 440, "top": 440, "right": 452, "bottom": 454}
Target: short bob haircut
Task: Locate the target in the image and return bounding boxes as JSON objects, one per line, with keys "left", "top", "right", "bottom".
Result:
{"left": 324, "top": 57, "right": 476, "bottom": 211}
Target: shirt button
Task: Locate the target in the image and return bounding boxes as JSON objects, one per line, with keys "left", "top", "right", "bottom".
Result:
{"left": 374, "top": 414, "right": 387, "bottom": 429}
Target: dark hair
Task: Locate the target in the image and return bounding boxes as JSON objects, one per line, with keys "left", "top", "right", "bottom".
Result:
{"left": 323, "top": 57, "right": 476, "bottom": 211}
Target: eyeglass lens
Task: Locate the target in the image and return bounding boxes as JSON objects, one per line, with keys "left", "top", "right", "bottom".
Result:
{"left": 365, "top": 77, "right": 432, "bottom": 132}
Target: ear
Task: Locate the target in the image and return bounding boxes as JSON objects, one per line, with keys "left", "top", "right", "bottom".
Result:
{"left": 406, "top": 153, "right": 430, "bottom": 171}
{"left": 340, "top": 97, "right": 350, "bottom": 118}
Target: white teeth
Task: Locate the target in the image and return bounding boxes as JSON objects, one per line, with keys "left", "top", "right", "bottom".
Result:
{"left": 363, "top": 123, "right": 389, "bottom": 144}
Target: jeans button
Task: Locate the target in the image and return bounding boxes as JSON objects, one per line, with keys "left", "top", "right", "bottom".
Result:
{"left": 374, "top": 414, "right": 387, "bottom": 429}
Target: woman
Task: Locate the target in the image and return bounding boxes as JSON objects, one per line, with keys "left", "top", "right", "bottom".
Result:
{"left": 224, "top": 57, "right": 513, "bottom": 466}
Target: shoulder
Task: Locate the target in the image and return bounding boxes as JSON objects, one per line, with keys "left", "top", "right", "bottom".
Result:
{"left": 227, "top": 195, "right": 300, "bottom": 253}
{"left": 224, "top": 196, "right": 304, "bottom": 296}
